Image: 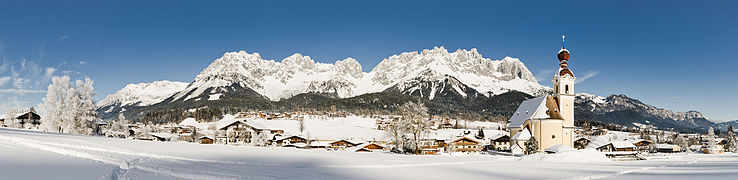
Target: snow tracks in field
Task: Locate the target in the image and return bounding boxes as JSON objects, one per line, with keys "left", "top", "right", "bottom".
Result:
{"left": 0, "top": 135, "right": 247, "bottom": 179}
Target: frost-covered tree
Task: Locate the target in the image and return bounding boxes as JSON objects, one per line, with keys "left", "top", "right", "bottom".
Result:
{"left": 250, "top": 130, "right": 271, "bottom": 146}
{"left": 3, "top": 108, "right": 19, "bottom": 128}
{"left": 396, "top": 101, "right": 429, "bottom": 154}
{"left": 39, "top": 76, "right": 98, "bottom": 135}
{"left": 673, "top": 133, "right": 688, "bottom": 151}
{"left": 525, "top": 136, "right": 539, "bottom": 154}
{"left": 707, "top": 127, "right": 717, "bottom": 150}
{"left": 138, "top": 123, "right": 155, "bottom": 138}
{"left": 726, "top": 125, "right": 737, "bottom": 152}
{"left": 384, "top": 117, "right": 408, "bottom": 152}
{"left": 71, "top": 78, "right": 98, "bottom": 135}
{"left": 105, "top": 114, "right": 130, "bottom": 138}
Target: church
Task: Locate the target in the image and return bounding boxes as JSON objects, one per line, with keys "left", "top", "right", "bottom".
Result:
{"left": 508, "top": 36, "right": 576, "bottom": 154}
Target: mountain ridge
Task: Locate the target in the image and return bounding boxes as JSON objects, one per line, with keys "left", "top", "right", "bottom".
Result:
{"left": 95, "top": 47, "right": 714, "bottom": 132}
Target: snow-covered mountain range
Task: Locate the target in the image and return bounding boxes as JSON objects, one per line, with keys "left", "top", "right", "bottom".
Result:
{"left": 97, "top": 80, "right": 188, "bottom": 113}
{"left": 575, "top": 93, "right": 712, "bottom": 132}
{"left": 165, "top": 46, "right": 546, "bottom": 102}
{"left": 96, "top": 47, "right": 714, "bottom": 132}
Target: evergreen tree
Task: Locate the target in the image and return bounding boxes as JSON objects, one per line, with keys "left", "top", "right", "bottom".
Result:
{"left": 525, "top": 136, "right": 539, "bottom": 154}
{"left": 726, "top": 125, "right": 737, "bottom": 152}
{"left": 475, "top": 128, "right": 485, "bottom": 139}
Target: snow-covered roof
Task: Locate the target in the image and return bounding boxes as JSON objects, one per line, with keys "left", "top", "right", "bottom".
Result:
{"left": 450, "top": 136, "right": 481, "bottom": 144}
{"left": 310, "top": 141, "right": 332, "bottom": 147}
{"left": 609, "top": 141, "right": 636, "bottom": 149}
{"left": 544, "top": 144, "right": 576, "bottom": 154}
{"left": 216, "top": 115, "right": 243, "bottom": 130}
{"left": 1, "top": 109, "right": 40, "bottom": 120}
{"left": 508, "top": 96, "right": 550, "bottom": 128}
{"left": 512, "top": 128, "right": 531, "bottom": 141}
{"left": 179, "top": 118, "right": 198, "bottom": 127}
{"left": 283, "top": 142, "right": 307, "bottom": 148}
{"left": 150, "top": 133, "right": 176, "bottom": 139}
{"left": 655, "top": 144, "right": 679, "bottom": 149}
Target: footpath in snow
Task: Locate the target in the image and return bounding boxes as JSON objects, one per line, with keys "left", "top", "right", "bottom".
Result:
{"left": 1, "top": 128, "right": 737, "bottom": 180}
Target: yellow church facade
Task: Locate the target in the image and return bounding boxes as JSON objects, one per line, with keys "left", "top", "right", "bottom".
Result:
{"left": 508, "top": 36, "right": 576, "bottom": 154}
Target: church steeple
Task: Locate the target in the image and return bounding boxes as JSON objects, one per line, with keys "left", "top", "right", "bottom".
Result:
{"left": 552, "top": 35, "right": 576, "bottom": 130}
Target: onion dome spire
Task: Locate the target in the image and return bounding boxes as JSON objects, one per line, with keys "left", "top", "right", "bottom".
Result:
{"left": 557, "top": 35, "right": 570, "bottom": 62}
{"left": 557, "top": 35, "right": 574, "bottom": 77}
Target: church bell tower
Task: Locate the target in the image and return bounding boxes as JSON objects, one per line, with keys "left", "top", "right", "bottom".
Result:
{"left": 553, "top": 35, "right": 576, "bottom": 146}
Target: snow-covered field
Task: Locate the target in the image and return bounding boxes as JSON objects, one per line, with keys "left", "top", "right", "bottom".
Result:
{"left": 1, "top": 128, "right": 737, "bottom": 180}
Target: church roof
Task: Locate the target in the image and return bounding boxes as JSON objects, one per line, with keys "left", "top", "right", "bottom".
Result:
{"left": 512, "top": 128, "right": 531, "bottom": 141}
{"left": 508, "top": 95, "right": 563, "bottom": 128}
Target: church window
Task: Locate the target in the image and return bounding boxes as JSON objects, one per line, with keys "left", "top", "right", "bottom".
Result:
{"left": 552, "top": 134, "right": 556, "bottom": 139}
{"left": 565, "top": 85, "right": 569, "bottom": 94}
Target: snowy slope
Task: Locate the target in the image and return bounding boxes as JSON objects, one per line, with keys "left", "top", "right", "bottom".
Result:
{"left": 97, "top": 80, "right": 188, "bottom": 112}
{"left": 3, "top": 128, "right": 738, "bottom": 179}
{"left": 168, "top": 47, "right": 547, "bottom": 102}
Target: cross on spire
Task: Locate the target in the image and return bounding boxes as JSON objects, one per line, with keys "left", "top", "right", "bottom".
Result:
{"left": 562, "top": 35, "right": 566, "bottom": 49}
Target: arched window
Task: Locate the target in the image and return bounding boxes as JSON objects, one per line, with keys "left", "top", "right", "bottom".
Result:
{"left": 565, "top": 85, "right": 569, "bottom": 94}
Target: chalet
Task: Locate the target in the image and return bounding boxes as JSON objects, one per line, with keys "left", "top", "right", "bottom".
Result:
{"left": 449, "top": 136, "right": 481, "bottom": 153}
{"left": 199, "top": 136, "right": 214, "bottom": 144}
{"left": 573, "top": 137, "right": 590, "bottom": 149}
{"left": 150, "top": 133, "right": 175, "bottom": 142}
{"left": 596, "top": 141, "right": 636, "bottom": 152}
{"left": 218, "top": 120, "right": 252, "bottom": 144}
{"left": 632, "top": 139, "right": 654, "bottom": 153}
{"left": 490, "top": 135, "right": 511, "bottom": 151}
{"left": 274, "top": 135, "right": 308, "bottom": 146}
{"left": 419, "top": 139, "right": 447, "bottom": 155}
{"left": 655, "top": 144, "right": 681, "bottom": 153}
{"left": 0, "top": 108, "right": 42, "bottom": 127}
{"left": 330, "top": 140, "right": 361, "bottom": 150}
{"left": 361, "top": 143, "right": 386, "bottom": 152}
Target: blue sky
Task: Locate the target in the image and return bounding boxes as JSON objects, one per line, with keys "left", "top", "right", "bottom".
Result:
{"left": 1, "top": 0, "right": 736, "bottom": 121}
